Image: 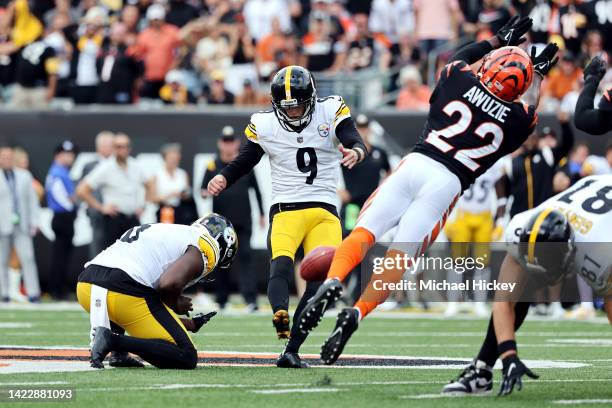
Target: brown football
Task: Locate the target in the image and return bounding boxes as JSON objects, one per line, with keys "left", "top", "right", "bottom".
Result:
{"left": 300, "top": 246, "right": 336, "bottom": 282}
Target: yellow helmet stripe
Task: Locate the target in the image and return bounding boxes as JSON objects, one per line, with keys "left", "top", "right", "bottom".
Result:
{"left": 527, "top": 207, "right": 554, "bottom": 263}
{"left": 284, "top": 65, "right": 293, "bottom": 100}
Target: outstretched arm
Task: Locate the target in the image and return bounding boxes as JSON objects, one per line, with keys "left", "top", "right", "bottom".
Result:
{"left": 574, "top": 56, "right": 611, "bottom": 135}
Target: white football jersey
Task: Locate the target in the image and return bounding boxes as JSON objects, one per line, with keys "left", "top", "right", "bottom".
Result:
{"left": 245, "top": 96, "right": 351, "bottom": 206}
{"left": 86, "top": 223, "right": 220, "bottom": 290}
{"left": 505, "top": 175, "right": 612, "bottom": 295}
{"left": 456, "top": 160, "right": 502, "bottom": 214}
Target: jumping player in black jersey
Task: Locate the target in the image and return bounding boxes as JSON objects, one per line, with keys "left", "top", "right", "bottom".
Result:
{"left": 296, "top": 15, "right": 560, "bottom": 366}
{"left": 574, "top": 56, "right": 612, "bottom": 135}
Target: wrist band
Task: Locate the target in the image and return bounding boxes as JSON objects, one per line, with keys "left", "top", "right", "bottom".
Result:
{"left": 497, "top": 197, "right": 508, "bottom": 207}
{"left": 354, "top": 148, "right": 364, "bottom": 162}
{"left": 498, "top": 340, "right": 517, "bottom": 355}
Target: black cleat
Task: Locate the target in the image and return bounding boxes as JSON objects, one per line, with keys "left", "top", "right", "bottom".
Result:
{"left": 298, "top": 279, "right": 343, "bottom": 335}
{"left": 276, "top": 351, "right": 309, "bottom": 368}
{"left": 90, "top": 326, "right": 115, "bottom": 369}
{"left": 441, "top": 360, "right": 493, "bottom": 395}
{"left": 272, "top": 310, "right": 291, "bottom": 339}
{"left": 108, "top": 351, "right": 144, "bottom": 368}
{"left": 320, "top": 308, "right": 359, "bottom": 365}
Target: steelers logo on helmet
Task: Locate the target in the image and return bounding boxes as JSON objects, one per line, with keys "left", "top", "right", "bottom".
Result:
{"left": 192, "top": 213, "right": 238, "bottom": 271}
{"left": 270, "top": 65, "right": 317, "bottom": 132}
{"left": 478, "top": 46, "right": 533, "bottom": 102}
{"left": 518, "top": 208, "right": 575, "bottom": 285}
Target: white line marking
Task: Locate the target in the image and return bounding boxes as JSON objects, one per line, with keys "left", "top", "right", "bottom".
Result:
{"left": 0, "top": 323, "right": 32, "bottom": 328}
{"left": 251, "top": 388, "right": 342, "bottom": 394}
{"left": 547, "top": 339, "right": 612, "bottom": 346}
{"left": 553, "top": 399, "right": 612, "bottom": 405}
{"left": 0, "top": 381, "right": 69, "bottom": 385}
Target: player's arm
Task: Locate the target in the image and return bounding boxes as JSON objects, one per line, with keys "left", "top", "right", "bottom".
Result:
{"left": 522, "top": 43, "right": 559, "bottom": 109}
{"left": 494, "top": 253, "right": 539, "bottom": 396}
{"left": 449, "top": 15, "right": 531, "bottom": 64}
{"left": 158, "top": 246, "right": 203, "bottom": 314}
{"left": 208, "top": 139, "right": 265, "bottom": 196}
{"left": 336, "top": 117, "right": 367, "bottom": 169}
{"left": 574, "top": 56, "right": 611, "bottom": 135}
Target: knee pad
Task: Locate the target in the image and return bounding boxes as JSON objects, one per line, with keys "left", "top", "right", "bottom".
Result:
{"left": 269, "top": 256, "right": 293, "bottom": 281}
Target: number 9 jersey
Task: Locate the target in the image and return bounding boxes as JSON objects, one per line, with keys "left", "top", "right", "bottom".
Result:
{"left": 244, "top": 95, "right": 350, "bottom": 206}
{"left": 412, "top": 60, "right": 538, "bottom": 191}
{"left": 505, "top": 175, "right": 612, "bottom": 296}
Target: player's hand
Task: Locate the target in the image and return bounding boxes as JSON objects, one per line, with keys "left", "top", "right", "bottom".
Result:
{"left": 496, "top": 15, "right": 532, "bottom": 47}
{"left": 498, "top": 354, "right": 539, "bottom": 396}
{"left": 190, "top": 311, "right": 217, "bottom": 333}
{"left": 175, "top": 295, "right": 193, "bottom": 315}
{"left": 583, "top": 55, "right": 607, "bottom": 83}
{"left": 530, "top": 43, "right": 559, "bottom": 77}
{"left": 207, "top": 175, "right": 227, "bottom": 196}
{"left": 101, "top": 203, "right": 119, "bottom": 217}
{"left": 339, "top": 145, "right": 360, "bottom": 169}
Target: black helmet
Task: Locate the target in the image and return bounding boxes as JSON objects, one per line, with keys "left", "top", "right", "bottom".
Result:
{"left": 192, "top": 213, "right": 238, "bottom": 272}
{"left": 518, "top": 208, "right": 575, "bottom": 284}
{"left": 270, "top": 65, "right": 316, "bottom": 132}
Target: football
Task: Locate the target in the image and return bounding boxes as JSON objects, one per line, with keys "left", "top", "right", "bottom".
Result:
{"left": 300, "top": 246, "right": 336, "bottom": 282}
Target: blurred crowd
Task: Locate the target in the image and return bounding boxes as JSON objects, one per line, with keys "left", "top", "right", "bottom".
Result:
{"left": 0, "top": 0, "right": 610, "bottom": 109}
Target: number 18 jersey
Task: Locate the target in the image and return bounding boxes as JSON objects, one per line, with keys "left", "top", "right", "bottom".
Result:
{"left": 244, "top": 96, "right": 350, "bottom": 206}
{"left": 412, "top": 60, "right": 538, "bottom": 191}
{"left": 505, "top": 175, "right": 612, "bottom": 295}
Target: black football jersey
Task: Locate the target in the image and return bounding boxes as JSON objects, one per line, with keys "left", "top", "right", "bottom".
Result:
{"left": 15, "top": 40, "right": 56, "bottom": 88}
{"left": 598, "top": 86, "right": 612, "bottom": 113}
{"left": 412, "top": 60, "right": 537, "bottom": 191}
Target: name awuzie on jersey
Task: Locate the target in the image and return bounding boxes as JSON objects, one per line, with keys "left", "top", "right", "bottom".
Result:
{"left": 462, "top": 86, "right": 511, "bottom": 123}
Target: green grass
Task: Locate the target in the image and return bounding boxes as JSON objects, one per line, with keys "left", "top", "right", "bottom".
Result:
{"left": 0, "top": 307, "right": 611, "bottom": 407}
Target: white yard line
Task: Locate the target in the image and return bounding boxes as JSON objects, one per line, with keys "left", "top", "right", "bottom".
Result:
{"left": 0, "top": 381, "right": 69, "bottom": 385}
{"left": 553, "top": 399, "right": 612, "bottom": 405}
{"left": 251, "top": 388, "right": 342, "bottom": 394}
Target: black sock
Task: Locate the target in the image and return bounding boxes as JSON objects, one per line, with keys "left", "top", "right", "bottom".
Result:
{"left": 112, "top": 334, "right": 197, "bottom": 369}
{"left": 476, "top": 302, "right": 532, "bottom": 366}
{"left": 286, "top": 281, "right": 321, "bottom": 353}
{"left": 267, "top": 256, "right": 293, "bottom": 312}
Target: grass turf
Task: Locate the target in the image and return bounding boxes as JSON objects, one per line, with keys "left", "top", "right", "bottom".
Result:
{"left": 0, "top": 307, "right": 611, "bottom": 407}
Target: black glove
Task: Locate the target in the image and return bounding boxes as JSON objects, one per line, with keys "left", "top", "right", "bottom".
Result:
{"left": 530, "top": 43, "right": 559, "bottom": 77}
{"left": 191, "top": 311, "right": 217, "bottom": 333}
{"left": 496, "top": 15, "right": 532, "bottom": 47}
{"left": 583, "top": 56, "right": 607, "bottom": 83}
{"left": 498, "top": 354, "right": 539, "bottom": 396}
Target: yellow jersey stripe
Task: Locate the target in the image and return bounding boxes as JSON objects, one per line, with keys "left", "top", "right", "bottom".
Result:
{"left": 284, "top": 65, "right": 293, "bottom": 100}
{"left": 527, "top": 207, "right": 554, "bottom": 264}
{"left": 524, "top": 157, "right": 534, "bottom": 209}
{"left": 244, "top": 124, "right": 257, "bottom": 141}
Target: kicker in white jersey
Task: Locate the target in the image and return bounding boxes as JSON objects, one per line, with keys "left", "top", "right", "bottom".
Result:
{"left": 244, "top": 95, "right": 350, "bottom": 206}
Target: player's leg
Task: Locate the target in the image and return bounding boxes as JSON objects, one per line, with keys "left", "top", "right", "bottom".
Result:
{"left": 77, "top": 283, "right": 198, "bottom": 369}
{"left": 298, "top": 158, "right": 416, "bottom": 333}
{"left": 321, "top": 160, "right": 461, "bottom": 365}
{"left": 443, "top": 301, "right": 531, "bottom": 394}
{"left": 353, "top": 167, "right": 461, "bottom": 320}
{"left": 326, "top": 158, "right": 413, "bottom": 284}
{"left": 284, "top": 208, "right": 342, "bottom": 357}
{"left": 268, "top": 209, "right": 306, "bottom": 338}
{"left": 104, "top": 292, "right": 197, "bottom": 369}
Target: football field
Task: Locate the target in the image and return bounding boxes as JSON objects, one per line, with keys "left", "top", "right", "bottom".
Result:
{"left": 1, "top": 305, "right": 611, "bottom": 407}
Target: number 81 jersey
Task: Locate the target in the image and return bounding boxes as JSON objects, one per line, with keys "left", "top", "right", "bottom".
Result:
{"left": 505, "top": 175, "right": 612, "bottom": 295}
{"left": 245, "top": 96, "right": 350, "bottom": 206}
{"left": 413, "top": 60, "right": 538, "bottom": 192}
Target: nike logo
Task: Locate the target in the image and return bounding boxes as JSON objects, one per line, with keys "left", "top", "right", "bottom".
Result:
{"left": 330, "top": 326, "right": 343, "bottom": 339}
{"left": 508, "top": 363, "right": 516, "bottom": 377}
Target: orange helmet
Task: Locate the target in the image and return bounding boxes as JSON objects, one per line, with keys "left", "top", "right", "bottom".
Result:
{"left": 477, "top": 46, "right": 533, "bottom": 102}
